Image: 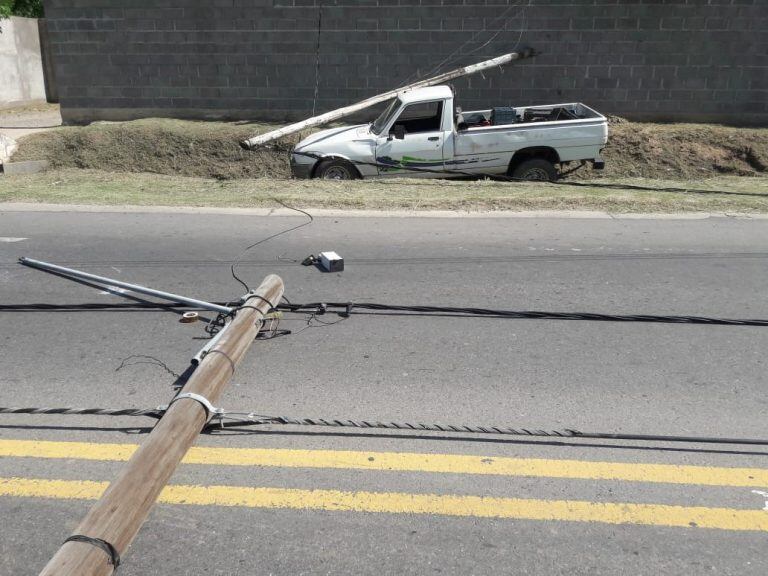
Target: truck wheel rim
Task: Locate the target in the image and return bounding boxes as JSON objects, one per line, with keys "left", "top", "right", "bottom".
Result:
{"left": 523, "top": 168, "right": 550, "bottom": 181}
{"left": 323, "top": 166, "right": 351, "bottom": 179}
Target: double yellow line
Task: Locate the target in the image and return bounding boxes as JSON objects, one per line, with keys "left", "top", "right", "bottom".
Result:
{"left": 1, "top": 439, "right": 767, "bottom": 531}
{"left": 2, "top": 477, "right": 767, "bottom": 531}
{"left": 2, "top": 439, "right": 767, "bottom": 487}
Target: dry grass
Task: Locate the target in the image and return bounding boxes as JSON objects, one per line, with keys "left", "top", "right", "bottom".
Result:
{"left": 11, "top": 117, "right": 768, "bottom": 182}
{"left": 6, "top": 116, "right": 767, "bottom": 213}
{"left": 1, "top": 168, "right": 766, "bottom": 214}
{"left": 11, "top": 118, "right": 301, "bottom": 180}
{"left": 583, "top": 121, "right": 768, "bottom": 180}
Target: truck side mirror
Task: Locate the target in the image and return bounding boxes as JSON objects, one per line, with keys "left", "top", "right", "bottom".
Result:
{"left": 392, "top": 124, "right": 406, "bottom": 140}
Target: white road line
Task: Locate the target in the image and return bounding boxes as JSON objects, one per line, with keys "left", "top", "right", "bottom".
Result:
{"left": 0, "top": 237, "right": 27, "bottom": 243}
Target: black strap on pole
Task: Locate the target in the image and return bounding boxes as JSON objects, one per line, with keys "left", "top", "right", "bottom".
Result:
{"left": 63, "top": 535, "right": 121, "bottom": 570}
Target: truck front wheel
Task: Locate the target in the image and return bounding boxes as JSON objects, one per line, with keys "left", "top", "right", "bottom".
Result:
{"left": 510, "top": 158, "right": 558, "bottom": 182}
{"left": 315, "top": 159, "right": 359, "bottom": 180}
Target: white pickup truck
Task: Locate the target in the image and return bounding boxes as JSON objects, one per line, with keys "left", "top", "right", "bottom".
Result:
{"left": 290, "top": 85, "right": 607, "bottom": 181}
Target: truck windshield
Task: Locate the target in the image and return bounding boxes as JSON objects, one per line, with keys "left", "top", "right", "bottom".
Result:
{"left": 371, "top": 99, "right": 401, "bottom": 135}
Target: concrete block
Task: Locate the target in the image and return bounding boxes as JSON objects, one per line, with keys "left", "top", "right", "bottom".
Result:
{"left": 0, "top": 134, "right": 18, "bottom": 165}
{"left": 0, "top": 17, "right": 47, "bottom": 106}
{"left": 2, "top": 160, "right": 49, "bottom": 175}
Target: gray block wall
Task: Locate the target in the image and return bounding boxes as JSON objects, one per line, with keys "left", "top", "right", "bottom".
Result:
{"left": 43, "top": 0, "right": 767, "bottom": 126}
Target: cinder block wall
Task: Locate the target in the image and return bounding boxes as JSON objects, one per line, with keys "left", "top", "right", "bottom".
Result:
{"left": 43, "top": 0, "right": 767, "bottom": 126}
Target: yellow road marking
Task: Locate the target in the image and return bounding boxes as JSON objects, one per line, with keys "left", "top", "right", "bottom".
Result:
{"left": 1, "top": 476, "right": 766, "bottom": 532}
{"left": 0, "top": 438, "right": 766, "bottom": 488}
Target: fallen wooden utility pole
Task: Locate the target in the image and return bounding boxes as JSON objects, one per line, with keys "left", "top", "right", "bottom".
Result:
{"left": 39, "top": 274, "right": 284, "bottom": 576}
{"left": 241, "top": 48, "right": 534, "bottom": 149}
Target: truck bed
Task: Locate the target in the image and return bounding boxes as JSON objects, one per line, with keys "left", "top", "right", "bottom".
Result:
{"left": 457, "top": 102, "right": 604, "bottom": 130}
{"left": 451, "top": 102, "right": 608, "bottom": 175}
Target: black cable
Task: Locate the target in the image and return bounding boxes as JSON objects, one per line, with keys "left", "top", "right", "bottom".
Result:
{"left": 290, "top": 310, "right": 348, "bottom": 336}
{"left": 211, "top": 415, "right": 768, "bottom": 447}
{"left": 402, "top": 0, "right": 528, "bottom": 85}
{"left": 0, "top": 407, "right": 163, "bottom": 418}
{"left": 3, "top": 300, "right": 767, "bottom": 327}
{"left": 115, "top": 355, "right": 181, "bottom": 380}
{"left": 229, "top": 198, "right": 314, "bottom": 293}
{"left": 311, "top": 1, "right": 323, "bottom": 116}
{"left": 63, "top": 535, "right": 120, "bottom": 569}
{"left": 278, "top": 301, "right": 768, "bottom": 327}
{"left": 3, "top": 406, "right": 766, "bottom": 446}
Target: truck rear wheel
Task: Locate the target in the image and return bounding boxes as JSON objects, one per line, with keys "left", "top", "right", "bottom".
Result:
{"left": 510, "top": 158, "right": 558, "bottom": 182}
{"left": 315, "top": 159, "right": 359, "bottom": 180}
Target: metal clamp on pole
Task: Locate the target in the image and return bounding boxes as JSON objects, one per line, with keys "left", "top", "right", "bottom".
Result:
{"left": 166, "top": 392, "right": 222, "bottom": 422}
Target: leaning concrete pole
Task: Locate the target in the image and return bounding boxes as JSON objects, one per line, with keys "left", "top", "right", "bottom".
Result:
{"left": 241, "top": 48, "right": 535, "bottom": 149}
{"left": 39, "top": 274, "right": 284, "bottom": 576}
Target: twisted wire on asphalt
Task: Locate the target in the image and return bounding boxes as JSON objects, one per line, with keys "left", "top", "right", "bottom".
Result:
{"left": 3, "top": 300, "right": 768, "bottom": 327}
{"left": 278, "top": 302, "right": 768, "bottom": 327}
{"left": 0, "top": 406, "right": 163, "bottom": 418}
{"left": 217, "top": 415, "right": 579, "bottom": 438}
{"left": 0, "top": 406, "right": 571, "bottom": 436}
{"left": 4, "top": 406, "right": 768, "bottom": 446}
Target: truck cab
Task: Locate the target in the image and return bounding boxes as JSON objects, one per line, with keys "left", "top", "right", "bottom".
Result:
{"left": 371, "top": 86, "right": 456, "bottom": 176}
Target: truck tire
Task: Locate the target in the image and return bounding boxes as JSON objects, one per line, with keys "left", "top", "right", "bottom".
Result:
{"left": 315, "top": 159, "right": 359, "bottom": 180}
{"left": 510, "top": 158, "right": 558, "bottom": 182}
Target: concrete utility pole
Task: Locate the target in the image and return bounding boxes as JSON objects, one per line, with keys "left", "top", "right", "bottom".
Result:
{"left": 241, "top": 49, "right": 535, "bottom": 149}
{"left": 39, "top": 274, "right": 285, "bottom": 576}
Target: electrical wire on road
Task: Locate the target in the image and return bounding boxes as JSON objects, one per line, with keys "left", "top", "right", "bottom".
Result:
{"left": 0, "top": 407, "right": 163, "bottom": 419}
{"left": 6, "top": 248, "right": 768, "bottom": 447}
{"left": 2, "top": 405, "right": 767, "bottom": 446}
{"left": 277, "top": 302, "right": 768, "bottom": 327}
{"left": 204, "top": 197, "right": 314, "bottom": 337}
{"left": 228, "top": 198, "right": 313, "bottom": 294}
{"left": 115, "top": 355, "right": 181, "bottom": 380}
{"left": 3, "top": 300, "right": 768, "bottom": 327}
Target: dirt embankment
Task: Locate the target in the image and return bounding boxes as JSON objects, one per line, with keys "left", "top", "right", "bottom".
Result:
{"left": 581, "top": 119, "right": 768, "bottom": 180}
{"left": 11, "top": 117, "right": 768, "bottom": 181}
{"left": 12, "top": 119, "right": 300, "bottom": 180}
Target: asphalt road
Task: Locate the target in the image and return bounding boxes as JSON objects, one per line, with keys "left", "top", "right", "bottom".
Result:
{"left": 1, "top": 208, "right": 768, "bottom": 575}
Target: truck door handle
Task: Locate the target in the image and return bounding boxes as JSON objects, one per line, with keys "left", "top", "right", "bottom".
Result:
{"left": 428, "top": 137, "right": 440, "bottom": 141}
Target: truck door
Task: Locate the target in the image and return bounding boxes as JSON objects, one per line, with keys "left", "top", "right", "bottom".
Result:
{"left": 375, "top": 100, "right": 447, "bottom": 177}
